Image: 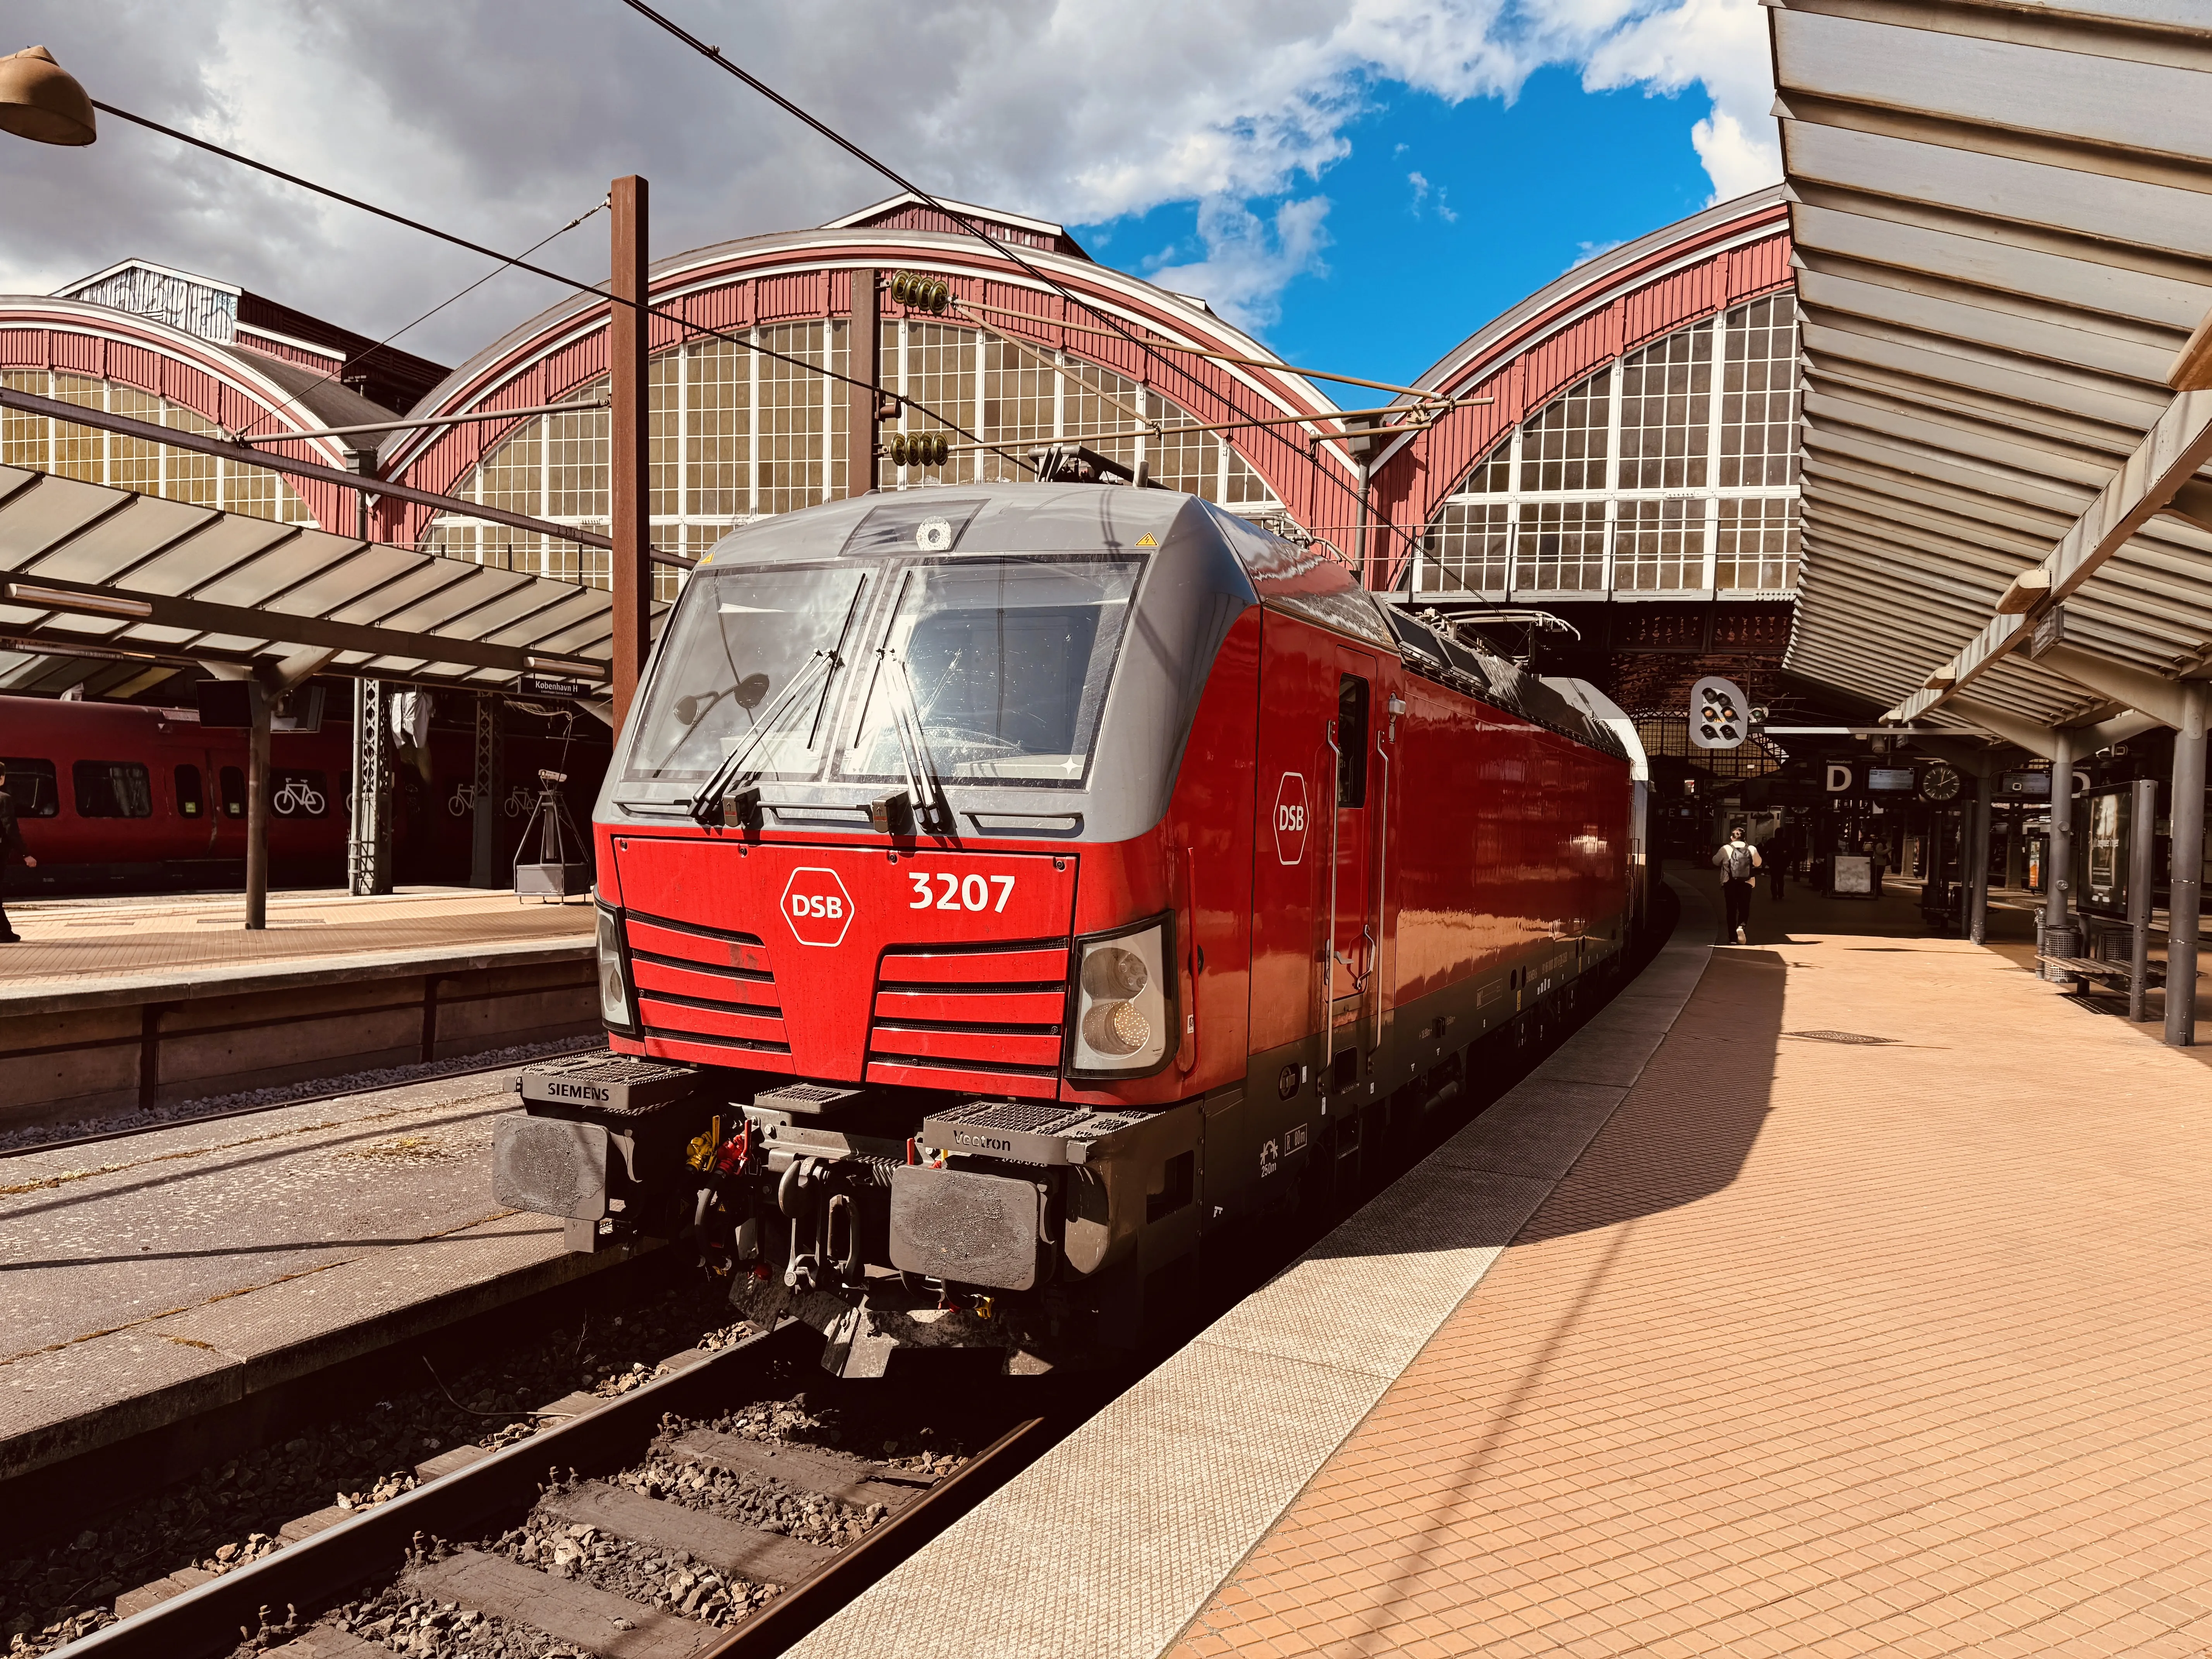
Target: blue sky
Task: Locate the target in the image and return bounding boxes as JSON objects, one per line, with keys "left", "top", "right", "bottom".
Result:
{"left": 1075, "top": 68, "right": 1726, "bottom": 391}
{"left": 2, "top": 2, "right": 1779, "bottom": 386}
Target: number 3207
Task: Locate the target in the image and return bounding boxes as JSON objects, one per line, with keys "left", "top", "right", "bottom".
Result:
{"left": 910, "top": 872, "right": 1015, "bottom": 913}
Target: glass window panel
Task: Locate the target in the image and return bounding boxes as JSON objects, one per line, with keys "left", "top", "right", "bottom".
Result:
{"left": 50, "top": 374, "right": 104, "bottom": 481}
{"left": 1420, "top": 500, "right": 1510, "bottom": 594}
{"left": 1515, "top": 500, "right": 1606, "bottom": 591}
{"left": 979, "top": 336, "right": 1058, "bottom": 484}
{"left": 759, "top": 321, "right": 831, "bottom": 514}
{"left": 649, "top": 351, "right": 680, "bottom": 520}
{"left": 2, "top": 370, "right": 49, "bottom": 471}
{"left": 896, "top": 322, "right": 979, "bottom": 487}
{"left": 545, "top": 393, "right": 609, "bottom": 521}
{"left": 1144, "top": 409, "right": 1214, "bottom": 497}
{"left": 685, "top": 339, "right": 749, "bottom": 517}
{"left": 107, "top": 385, "right": 163, "bottom": 494}
{"left": 1618, "top": 326, "right": 1711, "bottom": 491}
{"left": 1518, "top": 371, "right": 1608, "bottom": 493}
{"left": 478, "top": 417, "right": 542, "bottom": 516}
{"left": 163, "top": 401, "right": 221, "bottom": 507}
{"left": 1721, "top": 295, "right": 1800, "bottom": 488}
{"left": 1061, "top": 356, "right": 1142, "bottom": 477}
{"left": 1223, "top": 444, "right": 1276, "bottom": 506}
{"left": 1446, "top": 439, "right": 1512, "bottom": 498}
{"left": 1715, "top": 496, "right": 1800, "bottom": 591}
{"left": 1614, "top": 497, "right": 1703, "bottom": 591}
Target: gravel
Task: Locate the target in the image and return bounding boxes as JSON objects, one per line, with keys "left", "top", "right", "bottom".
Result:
{"left": 0, "top": 1036, "right": 604, "bottom": 1156}
{"left": 0, "top": 1278, "right": 758, "bottom": 1656}
{"left": 309, "top": 1578, "right": 564, "bottom": 1658}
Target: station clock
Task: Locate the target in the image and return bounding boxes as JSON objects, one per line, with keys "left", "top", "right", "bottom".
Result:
{"left": 1919, "top": 762, "right": 1964, "bottom": 802}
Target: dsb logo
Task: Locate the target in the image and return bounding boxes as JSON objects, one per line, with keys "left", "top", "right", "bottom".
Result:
{"left": 780, "top": 867, "right": 855, "bottom": 948}
{"left": 1274, "top": 771, "right": 1309, "bottom": 866}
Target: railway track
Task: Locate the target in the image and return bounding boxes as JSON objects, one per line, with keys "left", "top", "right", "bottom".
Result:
{"left": 47, "top": 1319, "right": 1057, "bottom": 1659}
{"left": 5, "top": 891, "right": 1681, "bottom": 1659}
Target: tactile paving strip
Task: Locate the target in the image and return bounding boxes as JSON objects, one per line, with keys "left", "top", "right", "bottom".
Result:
{"left": 786, "top": 896, "right": 1717, "bottom": 1659}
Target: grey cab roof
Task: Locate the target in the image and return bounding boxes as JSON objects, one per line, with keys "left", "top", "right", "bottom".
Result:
{"left": 694, "top": 483, "right": 1626, "bottom": 761}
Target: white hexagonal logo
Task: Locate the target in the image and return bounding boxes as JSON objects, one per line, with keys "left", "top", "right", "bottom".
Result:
{"left": 1273, "top": 771, "right": 1310, "bottom": 867}
{"left": 780, "top": 866, "right": 855, "bottom": 948}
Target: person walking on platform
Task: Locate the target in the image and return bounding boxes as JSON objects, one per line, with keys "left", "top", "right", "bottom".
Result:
{"left": 1768, "top": 825, "right": 1790, "bottom": 899}
{"left": 0, "top": 760, "right": 37, "bottom": 943}
{"left": 1712, "top": 825, "right": 1761, "bottom": 944}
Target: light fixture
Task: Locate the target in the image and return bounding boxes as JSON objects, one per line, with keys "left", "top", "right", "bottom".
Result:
{"left": 6, "top": 581, "right": 152, "bottom": 618}
{"left": 0, "top": 47, "right": 96, "bottom": 147}
{"left": 526, "top": 654, "right": 606, "bottom": 678}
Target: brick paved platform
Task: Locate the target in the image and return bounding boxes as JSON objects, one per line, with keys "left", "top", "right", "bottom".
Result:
{"left": 0, "top": 887, "right": 593, "bottom": 1001}
{"left": 1171, "top": 877, "right": 2212, "bottom": 1658}
{"left": 800, "top": 873, "right": 2212, "bottom": 1659}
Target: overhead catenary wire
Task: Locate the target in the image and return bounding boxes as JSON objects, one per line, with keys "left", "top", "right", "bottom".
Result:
{"left": 609, "top": 0, "right": 1434, "bottom": 494}
{"left": 947, "top": 295, "right": 1449, "bottom": 404}
{"left": 86, "top": 99, "right": 1031, "bottom": 476}
{"left": 229, "top": 196, "right": 611, "bottom": 443}
{"left": 933, "top": 393, "right": 1491, "bottom": 455}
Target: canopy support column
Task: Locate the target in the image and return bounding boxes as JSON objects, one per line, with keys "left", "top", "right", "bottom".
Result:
{"left": 245, "top": 683, "right": 271, "bottom": 930}
{"left": 1968, "top": 768, "right": 1994, "bottom": 946}
{"left": 609, "top": 173, "right": 651, "bottom": 730}
{"left": 2129, "top": 776, "right": 2159, "bottom": 1024}
{"left": 349, "top": 678, "right": 394, "bottom": 898}
{"left": 471, "top": 690, "right": 503, "bottom": 890}
{"left": 2167, "top": 684, "right": 2207, "bottom": 1047}
{"left": 2042, "top": 726, "right": 2075, "bottom": 979}
{"left": 850, "top": 266, "right": 878, "bottom": 500}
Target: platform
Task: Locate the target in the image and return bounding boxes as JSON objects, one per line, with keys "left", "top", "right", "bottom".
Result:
{"left": 0, "top": 1054, "right": 644, "bottom": 1493}
{"left": 793, "top": 872, "right": 2212, "bottom": 1658}
{"left": 0, "top": 889, "right": 596, "bottom": 1130}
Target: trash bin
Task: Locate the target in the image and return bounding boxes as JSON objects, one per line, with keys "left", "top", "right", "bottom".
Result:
{"left": 2038, "top": 922, "right": 2080, "bottom": 982}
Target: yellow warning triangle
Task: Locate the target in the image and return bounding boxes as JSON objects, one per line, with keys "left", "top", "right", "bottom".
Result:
{"left": 1136, "top": 533, "right": 1157, "bottom": 547}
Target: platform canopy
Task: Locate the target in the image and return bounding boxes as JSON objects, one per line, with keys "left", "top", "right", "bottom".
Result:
{"left": 1774, "top": 0, "right": 2212, "bottom": 745}
{"left": 0, "top": 464, "right": 663, "bottom": 694}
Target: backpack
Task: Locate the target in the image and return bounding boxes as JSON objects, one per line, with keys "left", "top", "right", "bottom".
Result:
{"left": 1715, "top": 842, "right": 1757, "bottom": 881}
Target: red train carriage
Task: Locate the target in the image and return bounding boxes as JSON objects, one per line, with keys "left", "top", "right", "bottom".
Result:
{"left": 496, "top": 483, "right": 1646, "bottom": 1375}
{"left": 0, "top": 693, "right": 609, "bottom": 890}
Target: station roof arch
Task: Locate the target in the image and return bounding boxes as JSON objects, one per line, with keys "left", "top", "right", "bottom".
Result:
{"left": 374, "top": 204, "right": 1368, "bottom": 574}
{"left": 1365, "top": 187, "right": 1795, "bottom": 601}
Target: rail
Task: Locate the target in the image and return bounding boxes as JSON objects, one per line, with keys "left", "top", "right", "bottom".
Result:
{"left": 61, "top": 1319, "right": 1056, "bottom": 1659}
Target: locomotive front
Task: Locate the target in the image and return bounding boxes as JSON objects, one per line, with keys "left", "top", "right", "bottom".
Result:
{"left": 496, "top": 485, "right": 1255, "bottom": 1374}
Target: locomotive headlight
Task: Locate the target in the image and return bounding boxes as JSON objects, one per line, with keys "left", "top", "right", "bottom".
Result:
{"left": 595, "top": 901, "right": 637, "bottom": 1033}
{"left": 1068, "top": 915, "right": 1173, "bottom": 1077}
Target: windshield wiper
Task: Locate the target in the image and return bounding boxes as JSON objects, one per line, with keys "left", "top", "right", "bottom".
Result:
{"left": 879, "top": 647, "right": 953, "bottom": 835}
{"left": 687, "top": 649, "right": 838, "bottom": 824}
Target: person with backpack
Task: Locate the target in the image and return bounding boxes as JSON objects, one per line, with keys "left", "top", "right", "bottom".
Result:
{"left": 1712, "top": 824, "right": 1762, "bottom": 943}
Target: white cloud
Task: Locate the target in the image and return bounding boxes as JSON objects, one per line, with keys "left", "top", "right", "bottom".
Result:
{"left": 0, "top": 0, "right": 1779, "bottom": 355}
{"left": 1147, "top": 197, "right": 1334, "bottom": 330}
{"left": 1570, "top": 237, "right": 1629, "bottom": 271}
{"left": 1408, "top": 170, "right": 1431, "bottom": 215}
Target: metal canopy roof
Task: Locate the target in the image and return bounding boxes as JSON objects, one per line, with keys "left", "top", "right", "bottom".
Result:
{"left": 1773, "top": 0, "right": 2212, "bottom": 741}
{"left": 0, "top": 464, "right": 661, "bottom": 690}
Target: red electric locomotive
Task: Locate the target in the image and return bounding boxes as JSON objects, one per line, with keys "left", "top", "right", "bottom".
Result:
{"left": 497, "top": 482, "right": 1648, "bottom": 1375}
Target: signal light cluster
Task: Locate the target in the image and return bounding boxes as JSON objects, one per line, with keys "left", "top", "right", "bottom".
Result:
{"left": 888, "top": 271, "right": 952, "bottom": 313}
{"left": 1700, "top": 691, "right": 1741, "bottom": 745}
{"left": 887, "top": 429, "right": 950, "bottom": 467}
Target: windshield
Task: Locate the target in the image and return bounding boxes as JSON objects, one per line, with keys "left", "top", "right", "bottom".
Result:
{"left": 623, "top": 564, "right": 867, "bottom": 782}
{"left": 842, "top": 556, "right": 1140, "bottom": 789}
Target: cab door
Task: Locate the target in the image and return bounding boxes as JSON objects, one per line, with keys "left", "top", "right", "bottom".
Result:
{"left": 1326, "top": 653, "right": 1378, "bottom": 1090}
